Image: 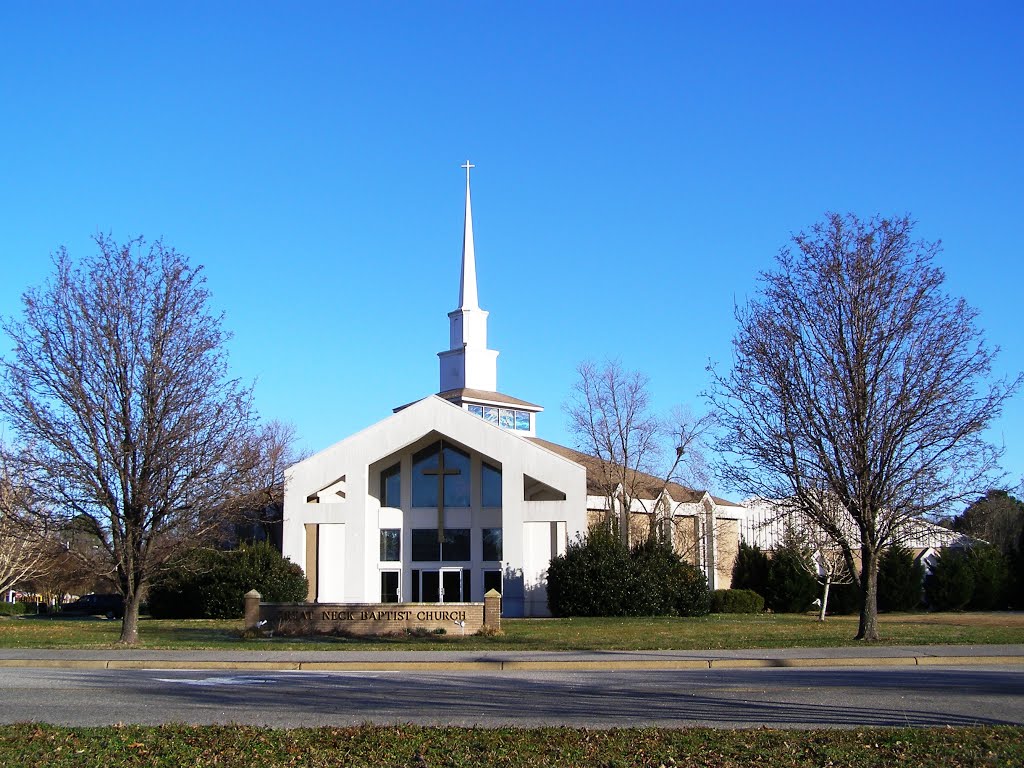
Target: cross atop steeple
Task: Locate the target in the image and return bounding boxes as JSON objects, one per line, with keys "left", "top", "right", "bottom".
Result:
{"left": 461, "top": 160, "right": 474, "bottom": 183}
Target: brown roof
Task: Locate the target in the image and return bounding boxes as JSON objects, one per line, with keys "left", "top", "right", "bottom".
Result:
{"left": 527, "top": 437, "right": 738, "bottom": 507}
{"left": 437, "top": 388, "right": 543, "bottom": 410}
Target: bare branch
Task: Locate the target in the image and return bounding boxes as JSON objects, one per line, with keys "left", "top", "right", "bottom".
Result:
{"left": 707, "top": 213, "right": 1021, "bottom": 640}
{"left": 0, "top": 235, "right": 270, "bottom": 643}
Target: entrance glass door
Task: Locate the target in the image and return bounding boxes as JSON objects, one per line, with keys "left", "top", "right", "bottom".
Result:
{"left": 416, "top": 568, "right": 464, "bottom": 603}
{"left": 420, "top": 571, "right": 440, "bottom": 602}
{"left": 440, "top": 568, "right": 463, "bottom": 603}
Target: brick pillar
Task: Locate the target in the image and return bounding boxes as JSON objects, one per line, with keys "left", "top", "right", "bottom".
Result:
{"left": 244, "top": 589, "right": 262, "bottom": 630}
{"left": 483, "top": 588, "right": 501, "bottom": 631}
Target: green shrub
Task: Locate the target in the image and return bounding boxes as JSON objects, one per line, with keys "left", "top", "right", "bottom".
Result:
{"left": 925, "top": 547, "right": 975, "bottom": 611}
{"left": 547, "top": 528, "right": 710, "bottom": 617}
{"left": 1011, "top": 530, "right": 1024, "bottom": 609}
{"left": 547, "top": 526, "right": 633, "bottom": 617}
{"left": 764, "top": 545, "right": 819, "bottom": 613}
{"left": 965, "top": 544, "right": 1010, "bottom": 610}
{"left": 731, "top": 542, "right": 770, "bottom": 598}
{"left": 823, "top": 580, "right": 860, "bottom": 615}
{"left": 0, "top": 602, "right": 29, "bottom": 616}
{"left": 877, "top": 546, "right": 924, "bottom": 612}
{"left": 148, "top": 542, "right": 308, "bottom": 619}
{"left": 711, "top": 588, "right": 764, "bottom": 614}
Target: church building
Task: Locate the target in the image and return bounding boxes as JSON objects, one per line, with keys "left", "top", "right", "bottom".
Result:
{"left": 281, "top": 164, "right": 743, "bottom": 617}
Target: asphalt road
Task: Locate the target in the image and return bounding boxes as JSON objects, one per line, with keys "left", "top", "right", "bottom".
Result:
{"left": 2, "top": 665, "right": 1022, "bottom": 729}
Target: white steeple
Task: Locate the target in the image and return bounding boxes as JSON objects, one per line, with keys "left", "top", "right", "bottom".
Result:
{"left": 438, "top": 161, "right": 499, "bottom": 392}
{"left": 458, "top": 161, "right": 479, "bottom": 310}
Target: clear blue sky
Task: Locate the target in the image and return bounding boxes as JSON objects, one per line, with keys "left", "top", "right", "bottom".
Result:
{"left": 1, "top": 2, "right": 1021, "bottom": 505}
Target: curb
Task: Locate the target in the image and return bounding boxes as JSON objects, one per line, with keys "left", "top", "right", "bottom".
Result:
{"left": 2, "top": 655, "right": 1022, "bottom": 672}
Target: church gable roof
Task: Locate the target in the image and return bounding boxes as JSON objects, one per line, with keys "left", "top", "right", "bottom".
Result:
{"left": 287, "top": 396, "right": 583, "bottom": 500}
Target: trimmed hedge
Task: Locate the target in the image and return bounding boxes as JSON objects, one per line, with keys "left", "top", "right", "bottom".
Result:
{"left": 547, "top": 527, "right": 711, "bottom": 617}
{"left": 711, "top": 589, "right": 764, "bottom": 614}
{"left": 148, "top": 542, "right": 308, "bottom": 619}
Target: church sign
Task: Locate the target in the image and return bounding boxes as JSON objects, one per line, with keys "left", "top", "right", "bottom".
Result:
{"left": 244, "top": 590, "right": 500, "bottom": 637}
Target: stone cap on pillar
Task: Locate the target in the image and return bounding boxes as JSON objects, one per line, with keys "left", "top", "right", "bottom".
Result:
{"left": 244, "top": 589, "right": 262, "bottom": 599}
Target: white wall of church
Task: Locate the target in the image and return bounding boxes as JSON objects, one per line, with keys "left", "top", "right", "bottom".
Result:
{"left": 317, "top": 523, "right": 346, "bottom": 601}
{"left": 282, "top": 395, "right": 587, "bottom": 617}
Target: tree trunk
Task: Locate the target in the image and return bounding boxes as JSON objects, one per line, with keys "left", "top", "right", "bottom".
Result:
{"left": 819, "top": 579, "right": 831, "bottom": 622}
{"left": 856, "top": 548, "right": 880, "bottom": 641}
{"left": 118, "top": 590, "right": 143, "bottom": 645}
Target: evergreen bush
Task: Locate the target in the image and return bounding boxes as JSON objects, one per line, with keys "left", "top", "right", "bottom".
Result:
{"left": 148, "top": 542, "right": 307, "bottom": 619}
{"left": 877, "top": 546, "right": 925, "bottom": 612}
{"left": 546, "top": 526, "right": 632, "bottom": 617}
{"left": 0, "top": 602, "right": 29, "bottom": 616}
{"left": 823, "top": 580, "right": 860, "bottom": 615}
{"left": 924, "top": 547, "right": 975, "bottom": 611}
{"left": 730, "top": 542, "right": 770, "bottom": 598}
{"left": 764, "top": 544, "right": 819, "bottom": 613}
{"left": 1011, "top": 530, "right": 1024, "bottom": 609}
{"left": 965, "top": 544, "right": 1010, "bottom": 610}
{"left": 711, "top": 588, "right": 764, "bottom": 614}
{"left": 547, "top": 527, "right": 710, "bottom": 617}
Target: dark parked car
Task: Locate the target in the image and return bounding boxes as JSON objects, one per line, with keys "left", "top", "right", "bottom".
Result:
{"left": 62, "top": 593, "right": 124, "bottom": 619}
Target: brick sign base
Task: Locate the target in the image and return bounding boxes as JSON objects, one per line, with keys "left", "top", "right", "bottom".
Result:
{"left": 244, "top": 590, "right": 501, "bottom": 637}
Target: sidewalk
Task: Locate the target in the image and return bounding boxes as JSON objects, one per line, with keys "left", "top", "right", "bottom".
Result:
{"left": 2, "top": 644, "right": 1023, "bottom": 672}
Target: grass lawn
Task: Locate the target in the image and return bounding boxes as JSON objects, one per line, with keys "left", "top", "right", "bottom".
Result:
{"left": 2, "top": 611, "right": 1023, "bottom": 650}
{"left": 1, "top": 724, "right": 1021, "bottom": 767}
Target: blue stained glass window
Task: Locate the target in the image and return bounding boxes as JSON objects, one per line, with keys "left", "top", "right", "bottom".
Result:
{"left": 499, "top": 409, "right": 515, "bottom": 428}
{"left": 514, "top": 411, "right": 530, "bottom": 431}
{"left": 483, "top": 406, "right": 499, "bottom": 423}
{"left": 468, "top": 404, "right": 484, "bottom": 417}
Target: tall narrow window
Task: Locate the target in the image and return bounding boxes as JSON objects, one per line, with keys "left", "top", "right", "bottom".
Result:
{"left": 482, "top": 463, "right": 502, "bottom": 507}
{"left": 483, "top": 570, "right": 502, "bottom": 595}
{"left": 379, "top": 529, "right": 400, "bottom": 562}
{"left": 482, "top": 528, "right": 503, "bottom": 561}
{"left": 380, "top": 463, "right": 401, "bottom": 507}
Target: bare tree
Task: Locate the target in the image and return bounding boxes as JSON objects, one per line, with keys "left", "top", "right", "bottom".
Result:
{"left": 770, "top": 497, "right": 857, "bottom": 621}
{"left": 708, "top": 213, "right": 1020, "bottom": 640}
{"left": 223, "top": 420, "right": 307, "bottom": 548}
{"left": 0, "top": 235, "right": 263, "bottom": 643}
{"left": 0, "top": 454, "right": 52, "bottom": 597}
{"left": 566, "top": 360, "right": 711, "bottom": 544}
